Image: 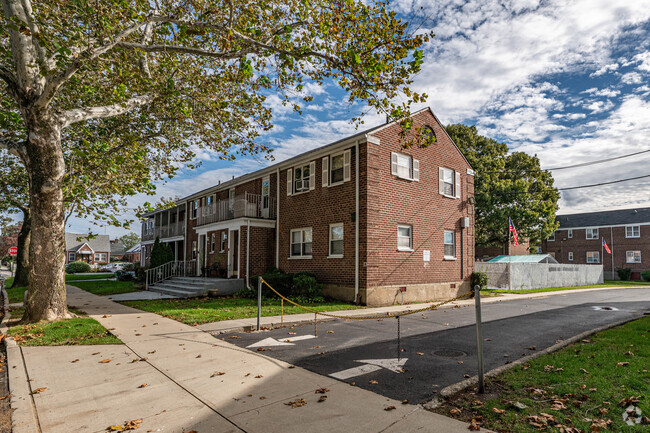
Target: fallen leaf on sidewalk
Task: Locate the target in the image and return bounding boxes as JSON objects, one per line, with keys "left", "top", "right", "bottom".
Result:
{"left": 259, "top": 396, "right": 266, "bottom": 400}
{"left": 318, "top": 396, "right": 327, "bottom": 403}
{"left": 464, "top": 374, "right": 471, "bottom": 378}
{"left": 71, "top": 359, "right": 79, "bottom": 363}
{"left": 285, "top": 398, "right": 306, "bottom": 408}
{"left": 450, "top": 408, "right": 462, "bottom": 416}
{"left": 148, "top": 351, "right": 156, "bottom": 354}
{"left": 229, "top": 336, "right": 241, "bottom": 339}
{"left": 138, "top": 384, "right": 147, "bottom": 388}
{"left": 327, "top": 330, "right": 334, "bottom": 333}
{"left": 102, "top": 315, "right": 111, "bottom": 318}
{"left": 195, "top": 355, "right": 202, "bottom": 358}
{"left": 315, "top": 388, "right": 329, "bottom": 394}
{"left": 417, "top": 352, "right": 424, "bottom": 356}
{"left": 99, "top": 359, "right": 111, "bottom": 364}
{"left": 468, "top": 417, "right": 482, "bottom": 430}
{"left": 255, "top": 375, "right": 263, "bottom": 378}
{"left": 384, "top": 406, "right": 396, "bottom": 411}
{"left": 288, "top": 332, "right": 296, "bottom": 335}
{"left": 402, "top": 400, "right": 409, "bottom": 404}
{"left": 135, "top": 334, "right": 142, "bottom": 336}
{"left": 312, "top": 346, "right": 321, "bottom": 349}
{"left": 369, "top": 380, "right": 378, "bottom": 384}
{"left": 0, "top": 394, "right": 9, "bottom": 400}
{"left": 528, "top": 346, "right": 536, "bottom": 350}
{"left": 92, "top": 352, "right": 100, "bottom": 355}
{"left": 288, "top": 365, "right": 295, "bottom": 369}
{"left": 31, "top": 388, "right": 46, "bottom": 394}
{"left": 257, "top": 348, "right": 265, "bottom": 352}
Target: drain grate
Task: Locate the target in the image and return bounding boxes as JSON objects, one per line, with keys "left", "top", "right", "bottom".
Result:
{"left": 433, "top": 349, "right": 467, "bottom": 358}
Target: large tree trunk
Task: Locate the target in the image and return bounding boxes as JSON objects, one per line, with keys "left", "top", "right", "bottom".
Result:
{"left": 10, "top": 209, "right": 30, "bottom": 288}
{"left": 22, "top": 112, "right": 70, "bottom": 322}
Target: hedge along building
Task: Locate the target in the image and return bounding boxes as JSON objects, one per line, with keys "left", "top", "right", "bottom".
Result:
{"left": 140, "top": 108, "right": 475, "bottom": 306}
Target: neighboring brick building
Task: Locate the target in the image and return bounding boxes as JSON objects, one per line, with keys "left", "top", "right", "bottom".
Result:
{"left": 65, "top": 232, "right": 111, "bottom": 266}
{"left": 542, "top": 207, "right": 650, "bottom": 280}
{"left": 141, "top": 108, "right": 475, "bottom": 306}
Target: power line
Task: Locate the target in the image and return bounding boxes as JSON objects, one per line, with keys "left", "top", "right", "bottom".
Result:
{"left": 558, "top": 173, "right": 650, "bottom": 191}
{"left": 544, "top": 149, "right": 650, "bottom": 170}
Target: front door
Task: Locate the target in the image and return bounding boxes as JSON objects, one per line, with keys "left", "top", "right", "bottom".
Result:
{"left": 261, "top": 176, "right": 270, "bottom": 218}
{"left": 230, "top": 230, "right": 239, "bottom": 278}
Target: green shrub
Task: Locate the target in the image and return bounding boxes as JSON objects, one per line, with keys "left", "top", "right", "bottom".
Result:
{"left": 115, "top": 270, "right": 134, "bottom": 281}
{"left": 66, "top": 261, "right": 91, "bottom": 274}
{"left": 260, "top": 269, "right": 293, "bottom": 298}
{"left": 617, "top": 268, "right": 632, "bottom": 281}
{"left": 292, "top": 274, "right": 323, "bottom": 302}
{"left": 641, "top": 271, "right": 650, "bottom": 282}
{"left": 150, "top": 237, "right": 174, "bottom": 269}
{"left": 471, "top": 271, "right": 489, "bottom": 292}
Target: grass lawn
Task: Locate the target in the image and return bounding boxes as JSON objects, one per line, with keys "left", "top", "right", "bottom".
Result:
{"left": 8, "top": 307, "right": 122, "bottom": 346}
{"left": 484, "top": 280, "right": 649, "bottom": 295}
{"left": 69, "top": 280, "right": 140, "bottom": 296}
{"left": 433, "top": 316, "right": 650, "bottom": 432}
{"left": 2, "top": 274, "right": 120, "bottom": 303}
{"left": 122, "top": 297, "right": 365, "bottom": 325}
{"left": 65, "top": 273, "right": 115, "bottom": 281}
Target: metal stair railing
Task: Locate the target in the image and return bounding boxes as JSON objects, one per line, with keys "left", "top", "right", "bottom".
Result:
{"left": 145, "top": 260, "right": 197, "bottom": 290}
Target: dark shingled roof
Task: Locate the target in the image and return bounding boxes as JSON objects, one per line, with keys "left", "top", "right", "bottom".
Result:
{"left": 556, "top": 207, "right": 650, "bottom": 229}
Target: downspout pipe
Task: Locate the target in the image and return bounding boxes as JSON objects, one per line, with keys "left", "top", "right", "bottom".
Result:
{"left": 276, "top": 168, "right": 280, "bottom": 269}
{"left": 247, "top": 219, "right": 251, "bottom": 289}
{"left": 355, "top": 140, "right": 360, "bottom": 303}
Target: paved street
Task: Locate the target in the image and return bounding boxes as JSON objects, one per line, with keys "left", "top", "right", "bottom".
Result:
{"left": 223, "top": 288, "right": 650, "bottom": 404}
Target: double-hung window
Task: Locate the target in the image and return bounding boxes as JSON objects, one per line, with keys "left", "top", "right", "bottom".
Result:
{"left": 625, "top": 225, "right": 640, "bottom": 238}
{"left": 294, "top": 164, "right": 311, "bottom": 193}
{"left": 391, "top": 152, "right": 419, "bottom": 181}
{"left": 330, "top": 153, "right": 345, "bottom": 184}
{"left": 585, "top": 228, "right": 598, "bottom": 240}
{"left": 191, "top": 200, "right": 198, "bottom": 219}
{"left": 444, "top": 230, "right": 456, "bottom": 259}
{"left": 220, "top": 232, "right": 227, "bottom": 253}
{"left": 68, "top": 252, "right": 76, "bottom": 262}
{"left": 94, "top": 253, "right": 107, "bottom": 262}
{"left": 290, "top": 228, "right": 312, "bottom": 258}
{"left": 397, "top": 225, "right": 413, "bottom": 251}
{"left": 210, "top": 233, "right": 216, "bottom": 253}
{"left": 626, "top": 250, "right": 641, "bottom": 263}
{"left": 586, "top": 251, "right": 600, "bottom": 263}
{"left": 329, "top": 223, "right": 344, "bottom": 257}
{"left": 439, "top": 167, "right": 459, "bottom": 198}
{"left": 192, "top": 241, "right": 197, "bottom": 260}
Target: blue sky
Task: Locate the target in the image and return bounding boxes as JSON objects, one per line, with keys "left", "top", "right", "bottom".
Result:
{"left": 66, "top": 0, "right": 650, "bottom": 238}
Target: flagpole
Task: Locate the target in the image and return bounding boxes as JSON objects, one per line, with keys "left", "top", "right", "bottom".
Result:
{"left": 610, "top": 227, "right": 614, "bottom": 279}
{"left": 601, "top": 237, "right": 604, "bottom": 271}
{"left": 508, "top": 217, "right": 511, "bottom": 290}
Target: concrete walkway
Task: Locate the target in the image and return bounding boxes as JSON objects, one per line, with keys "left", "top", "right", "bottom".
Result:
{"left": 9, "top": 285, "right": 472, "bottom": 433}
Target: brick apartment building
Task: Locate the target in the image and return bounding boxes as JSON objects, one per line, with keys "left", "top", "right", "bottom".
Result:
{"left": 542, "top": 207, "right": 650, "bottom": 280}
{"left": 141, "top": 108, "right": 475, "bottom": 306}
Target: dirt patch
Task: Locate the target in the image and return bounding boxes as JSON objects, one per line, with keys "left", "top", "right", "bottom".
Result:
{"left": 430, "top": 379, "right": 510, "bottom": 425}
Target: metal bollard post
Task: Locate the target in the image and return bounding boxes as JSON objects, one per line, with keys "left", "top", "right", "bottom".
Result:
{"left": 474, "top": 285, "right": 485, "bottom": 393}
{"left": 281, "top": 299, "right": 284, "bottom": 328}
{"left": 257, "top": 277, "right": 262, "bottom": 331}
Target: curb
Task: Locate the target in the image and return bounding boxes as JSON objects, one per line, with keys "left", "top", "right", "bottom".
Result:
{"left": 0, "top": 286, "right": 40, "bottom": 433}
{"left": 423, "top": 313, "right": 648, "bottom": 409}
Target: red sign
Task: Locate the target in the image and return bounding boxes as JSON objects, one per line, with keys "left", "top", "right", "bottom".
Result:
{"left": 8, "top": 247, "right": 17, "bottom": 256}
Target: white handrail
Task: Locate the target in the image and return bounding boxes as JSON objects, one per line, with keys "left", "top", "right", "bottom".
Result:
{"left": 145, "top": 260, "right": 197, "bottom": 290}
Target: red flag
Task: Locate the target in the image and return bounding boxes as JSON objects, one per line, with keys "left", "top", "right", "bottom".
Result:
{"left": 509, "top": 218, "right": 519, "bottom": 246}
{"left": 602, "top": 237, "right": 611, "bottom": 254}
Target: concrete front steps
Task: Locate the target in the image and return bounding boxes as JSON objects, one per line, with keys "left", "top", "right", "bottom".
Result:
{"left": 148, "top": 276, "right": 245, "bottom": 298}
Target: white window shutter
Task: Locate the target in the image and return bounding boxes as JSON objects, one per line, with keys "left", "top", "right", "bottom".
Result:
{"left": 391, "top": 152, "right": 398, "bottom": 175}
{"left": 309, "top": 161, "right": 316, "bottom": 190}
{"left": 455, "top": 171, "right": 461, "bottom": 199}
{"left": 439, "top": 167, "right": 444, "bottom": 195}
{"left": 343, "top": 149, "right": 351, "bottom": 182}
{"left": 322, "top": 156, "right": 329, "bottom": 187}
{"left": 412, "top": 159, "right": 420, "bottom": 181}
{"left": 286, "top": 168, "right": 293, "bottom": 196}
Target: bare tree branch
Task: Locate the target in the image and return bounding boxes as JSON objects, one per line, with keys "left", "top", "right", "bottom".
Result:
{"left": 0, "top": 137, "right": 27, "bottom": 158}
{"left": 59, "top": 94, "right": 155, "bottom": 128}
{"left": 117, "top": 41, "right": 256, "bottom": 59}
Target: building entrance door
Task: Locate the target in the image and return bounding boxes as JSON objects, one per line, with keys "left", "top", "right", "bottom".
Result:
{"left": 229, "top": 230, "right": 239, "bottom": 278}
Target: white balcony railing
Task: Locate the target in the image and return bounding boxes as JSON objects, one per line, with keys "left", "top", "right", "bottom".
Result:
{"left": 197, "top": 193, "right": 276, "bottom": 226}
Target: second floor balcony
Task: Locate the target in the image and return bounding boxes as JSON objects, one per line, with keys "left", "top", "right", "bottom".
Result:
{"left": 142, "top": 221, "right": 185, "bottom": 241}
{"left": 197, "top": 192, "right": 276, "bottom": 226}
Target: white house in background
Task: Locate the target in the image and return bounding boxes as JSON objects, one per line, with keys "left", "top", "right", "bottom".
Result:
{"left": 65, "top": 232, "right": 111, "bottom": 266}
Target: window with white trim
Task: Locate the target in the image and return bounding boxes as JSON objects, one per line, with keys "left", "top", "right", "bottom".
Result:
{"left": 94, "top": 253, "right": 107, "bottom": 262}
{"left": 390, "top": 152, "right": 419, "bottom": 181}
{"left": 568, "top": 252, "right": 573, "bottom": 261}
{"left": 322, "top": 150, "right": 351, "bottom": 187}
{"left": 191, "top": 200, "right": 198, "bottom": 219}
{"left": 68, "top": 252, "right": 76, "bottom": 262}
{"left": 567, "top": 229, "right": 573, "bottom": 239}
{"left": 293, "top": 163, "right": 312, "bottom": 193}
{"left": 192, "top": 241, "right": 197, "bottom": 260}
{"left": 220, "top": 232, "right": 227, "bottom": 253}
{"left": 586, "top": 251, "right": 600, "bottom": 263}
{"left": 625, "top": 225, "right": 640, "bottom": 238}
{"left": 548, "top": 231, "right": 555, "bottom": 241}
{"left": 210, "top": 233, "right": 216, "bottom": 253}
{"left": 626, "top": 250, "right": 641, "bottom": 263}
{"left": 439, "top": 167, "right": 460, "bottom": 198}
{"left": 290, "top": 228, "right": 312, "bottom": 258}
{"left": 329, "top": 223, "right": 344, "bottom": 257}
{"left": 397, "top": 224, "right": 412, "bottom": 251}
{"left": 444, "top": 230, "right": 456, "bottom": 258}
{"left": 330, "top": 153, "right": 345, "bottom": 184}
{"left": 585, "top": 228, "right": 598, "bottom": 240}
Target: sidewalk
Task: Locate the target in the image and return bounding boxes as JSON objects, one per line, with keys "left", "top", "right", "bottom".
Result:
{"left": 8, "top": 285, "right": 472, "bottom": 433}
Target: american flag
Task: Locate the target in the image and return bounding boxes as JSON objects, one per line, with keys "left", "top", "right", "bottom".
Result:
{"left": 602, "top": 237, "right": 611, "bottom": 254}
{"left": 509, "top": 217, "right": 519, "bottom": 246}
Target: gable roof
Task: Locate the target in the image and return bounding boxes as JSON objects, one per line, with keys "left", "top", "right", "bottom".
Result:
{"left": 110, "top": 241, "right": 125, "bottom": 256}
{"left": 556, "top": 207, "right": 650, "bottom": 229}
{"left": 125, "top": 244, "right": 141, "bottom": 253}
{"left": 65, "top": 233, "right": 111, "bottom": 254}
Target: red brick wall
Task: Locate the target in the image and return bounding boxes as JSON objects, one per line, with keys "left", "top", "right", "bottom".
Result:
{"left": 277, "top": 146, "right": 358, "bottom": 287}
{"left": 543, "top": 226, "right": 650, "bottom": 278}
{"left": 239, "top": 225, "right": 275, "bottom": 281}
{"left": 364, "top": 110, "right": 475, "bottom": 288}
{"left": 476, "top": 239, "right": 531, "bottom": 260}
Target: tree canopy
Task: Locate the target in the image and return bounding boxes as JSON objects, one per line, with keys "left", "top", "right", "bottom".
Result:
{"left": 119, "top": 232, "right": 141, "bottom": 251}
{"left": 446, "top": 124, "right": 559, "bottom": 249}
{"left": 0, "top": 0, "right": 432, "bottom": 322}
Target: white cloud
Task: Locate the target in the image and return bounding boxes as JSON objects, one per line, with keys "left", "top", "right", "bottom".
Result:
{"left": 583, "top": 87, "right": 621, "bottom": 97}
{"left": 621, "top": 72, "right": 644, "bottom": 84}
{"left": 590, "top": 62, "right": 619, "bottom": 77}
{"left": 633, "top": 51, "right": 650, "bottom": 72}
{"left": 584, "top": 99, "right": 614, "bottom": 113}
